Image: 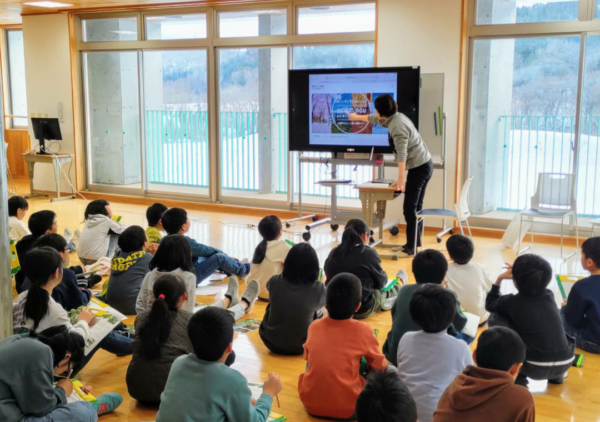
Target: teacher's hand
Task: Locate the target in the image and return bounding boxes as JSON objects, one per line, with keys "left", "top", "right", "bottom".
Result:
{"left": 345, "top": 111, "right": 360, "bottom": 121}
{"left": 392, "top": 178, "right": 405, "bottom": 192}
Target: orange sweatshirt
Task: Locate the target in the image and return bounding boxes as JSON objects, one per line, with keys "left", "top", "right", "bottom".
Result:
{"left": 298, "top": 317, "right": 387, "bottom": 419}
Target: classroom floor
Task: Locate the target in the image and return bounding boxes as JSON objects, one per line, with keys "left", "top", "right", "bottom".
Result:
{"left": 10, "top": 179, "right": 600, "bottom": 422}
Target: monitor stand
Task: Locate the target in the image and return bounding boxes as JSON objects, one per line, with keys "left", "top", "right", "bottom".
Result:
{"left": 38, "top": 137, "right": 50, "bottom": 155}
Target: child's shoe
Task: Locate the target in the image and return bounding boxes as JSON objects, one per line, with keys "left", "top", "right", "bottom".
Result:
{"left": 225, "top": 277, "right": 241, "bottom": 307}
{"left": 241, "top": 280, "right": 260, "bottom": 313}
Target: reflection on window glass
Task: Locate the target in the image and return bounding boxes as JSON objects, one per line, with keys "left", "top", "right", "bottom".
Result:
{"left": 297, "top": 3, "right": 375, "bottom": 35}
{"left": 7, "top": 30, "right": 28, "bottom": 127}
{"left": 83, "top": 51, "right": 141, "bottom": 188}
{"left": 476, "top": 0, "right": 578, "bottom": 25}
{"left": 82, "top": 17, "right": 138, "bottom": 42}
{"left": 146, "top": 14, "right": 207, "bottom": 40}
{"left": 596, "top": 0, "right": 600, "bottom": 18}
{"left": 218, "top": 9, "right": 286, "bottom": 37}
{"left": 143, "top": 50, "right": 209, "bottom": 194}
{"left": 468, "top": 36, "right": 581, "bottom": 216}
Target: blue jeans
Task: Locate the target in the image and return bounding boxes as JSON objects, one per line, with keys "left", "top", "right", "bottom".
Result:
{"left": 561, "top": 308, "right": 600, "bottom": 354}
{"left": 22, "top": 401, "right": 97, "bottom": 422}
{"left": 72, "top": 330, "right": 133, "bottom": 376}
{"left": 194, "top": 253, "right": 246, "bottom": 284}
{"left": 455, "top": 332, "right": 475, "bottom": 345}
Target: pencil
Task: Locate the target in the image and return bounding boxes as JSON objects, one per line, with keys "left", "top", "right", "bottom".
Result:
{"left": 276, "top": 394, "right": 280, "bottom": 408}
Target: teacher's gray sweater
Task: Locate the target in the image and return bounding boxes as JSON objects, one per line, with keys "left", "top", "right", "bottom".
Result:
{"left": 368, "top": 112, "right": 431, "bottom": 169}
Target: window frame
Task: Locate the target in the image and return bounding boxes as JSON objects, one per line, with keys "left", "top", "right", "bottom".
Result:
{"left": 74, "top": 0, "right": 376, "bottom": 210}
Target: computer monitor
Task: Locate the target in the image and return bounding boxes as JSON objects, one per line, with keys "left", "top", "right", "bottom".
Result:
{"left": 31, "top": 118, "right": 62, "bottom": 155}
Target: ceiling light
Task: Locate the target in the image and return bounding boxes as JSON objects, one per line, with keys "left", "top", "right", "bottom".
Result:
{"left": 24, "top": 1, "right": 73, "bottom": 8}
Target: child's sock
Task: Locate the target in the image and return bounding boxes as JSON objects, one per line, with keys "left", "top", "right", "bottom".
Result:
{"left": 92, "top": 393, "right": 122, "bottom": 415}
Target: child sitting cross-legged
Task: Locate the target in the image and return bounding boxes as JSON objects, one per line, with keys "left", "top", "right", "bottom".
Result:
{"left": 298, "top": 273, "right": 388, "bottom": 420}
{"left": 486, "top": 254, "right": 575, "bottom": 386}
{"left": 157, "top": 307, "right": 282, "bottom": 422}
{"left": 397, "top": 284, "right": 473, "bottom": 422}
{"left": 0, "top": 328, "right": 122, "bottom": 422}
{"left": 77, "top": 199, "right": 126, "bottom": 266}
{"left": 562, "top": 237, "right": 600, "bottom": 354}
{"left": 248, "top": 215, "right": 292, "bottom": 300}
{"left": 356, "top": 367, "right": 418, "bottom": 422}
{"left": 325, "top": 219, "right": 401, "bottom": 319}
{"left": 8, "top": 196, "right": 30, "bottom": 241}
{"left": 127, "top": 274, "right": 234, "bottom": 404}
{"left": 259, "top": 242, "right": 326, "bottom": 355}
{"left": 161, "top": 208, "right": 249, "bottom": 283}
{"left": 105, "top": 226, "right": 152, "bottom": 315}
{"left": 433, "top": 327, "right": 535, "bottom": 422}
{"left": 145, "top": 202, "right": 168, "bottom": 245}
{"left": 383, "top": 249, "right": 468, "bottom": 365}
{"left": 445, "top": 234, "right": 493, "bottom": 324}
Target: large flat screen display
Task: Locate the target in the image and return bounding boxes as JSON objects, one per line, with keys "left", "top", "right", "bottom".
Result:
{"left": 289, "top": 67, "right": 420, "bottom": 153}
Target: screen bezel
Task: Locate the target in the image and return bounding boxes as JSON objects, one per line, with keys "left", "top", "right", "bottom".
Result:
{"left": 288, "top": 66, "right": 420, "bottom": 153}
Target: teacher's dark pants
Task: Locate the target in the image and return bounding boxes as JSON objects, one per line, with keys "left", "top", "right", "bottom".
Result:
{"left": 404, "top": 159, "right": 433, "bottom": 248}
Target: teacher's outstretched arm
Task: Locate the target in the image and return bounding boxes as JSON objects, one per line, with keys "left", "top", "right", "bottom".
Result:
{"left": 394, "top": 162, "right": 406, "bottom": 192}
{"left": 345, "top": 112, "right": 369, "bottom": 123}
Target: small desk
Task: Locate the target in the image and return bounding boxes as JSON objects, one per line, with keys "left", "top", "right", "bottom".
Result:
{"left": 356, "top": 183, "right": 403, "bottom": 260}
{"left": 21, "top": 153, "right": 76, "bottom": 202}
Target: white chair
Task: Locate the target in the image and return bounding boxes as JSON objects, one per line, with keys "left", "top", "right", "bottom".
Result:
{"left": 414, "top": 176, "right": 474, "bottom": 255}
{"left": 518, "top": 173, "right": 579, "bottom": 260}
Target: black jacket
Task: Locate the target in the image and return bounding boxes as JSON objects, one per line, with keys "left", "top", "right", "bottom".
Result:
{"left": 15, "top": 234, "right": 40, "bottom": 293}
{"left": 324, "top": 244, "right": 387, "bottom": 313}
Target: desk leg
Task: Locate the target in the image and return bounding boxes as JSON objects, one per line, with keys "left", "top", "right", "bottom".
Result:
{"left": 53, "top": 160, "right": 61, "bottom": 199}
{"left": 26, "top": 162, "right": 35, "bottom": 197}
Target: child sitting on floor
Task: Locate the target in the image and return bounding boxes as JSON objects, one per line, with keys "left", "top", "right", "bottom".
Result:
{"left": 486, "top": 254, "right": 574, "bottom": 386}
{"left": 8, "top": 196, "right": 30, "bottom": 240}
{"left": 15, "top": 210, "right": 58, "bottom": 293}
{"left": 13, "top": 247, "right": 132, "bottom": 376}
{"left": 0, "top": 329, "right": 122, "bottom": 422}
{"left": 383, "top": 249, "right": 468, "bottom": 365}
{"left": 434, "top": 327, "right": 535, "bottom": 422}
{"left": 259, "top": 242, "right": 326, "bottom": 355}
{"left": 77, "top": 199, "right": 126, "bottom": 266}
{"left": 325, "top": 219, "right": 400, "bottom": 319}
{"left": 562, "top": 237, "right": 600, "bottom": 354}
{"left": 145, "top": 202, "right": 168, "bottom": 245}
{"left": 157, "top": 307, "right": 282, "bottom": 422}
{"left": 446, "top": 234, "right": 493, "bottom": 324}
{"left": 397, "top": 284, "right": 473, "bottom": 422}
{"left": 356, "top": 367, "right": 418, "bottom": 422}
{"left": 127, "top": 274, "right": 234, "bottom": 404}
{"left": 21, "top": 234, "right": 91, "bottom": 311}
{"left": 247, "top": 215, "right": 291, "bottom": 300}
{"left": 105, "top": 226, "right": 152, "bottom": 315}
{"left": 298, "top": 273, "right": 388, "bottom": 420}
{"left": 161, "top": 207, "right": 249, "bottom": 283}
{"left": 135, "top": 234, "right": 259, "bottom": 318}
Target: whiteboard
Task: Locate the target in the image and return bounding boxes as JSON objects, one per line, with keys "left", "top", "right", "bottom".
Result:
{"left": 419, "top": 73, "right": 444, "bottom": 158}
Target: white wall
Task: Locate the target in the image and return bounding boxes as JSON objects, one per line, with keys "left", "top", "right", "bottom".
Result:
{"left": 22, "top": 14, "right": 76, "bottom": 193}
{"left": 378, "top": 0, "right": 463, "bottom": 228}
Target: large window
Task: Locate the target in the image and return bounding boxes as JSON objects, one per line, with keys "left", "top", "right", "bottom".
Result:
{"left": 77, "top": 3, "right": 376, "bottom": 207}
{"left": 6, "top": 29, "right": 28, "bottom": 128}
{"left": 466, "top": 0, "right": 600, "bottom": 227}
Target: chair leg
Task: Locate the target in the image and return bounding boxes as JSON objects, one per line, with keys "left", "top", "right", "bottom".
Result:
{"left": 458, "top": 219, "right": 465, "bottom": 235}
{"left": 465, "top": 218, "right": 473, "bottom": 239}
{"left": 518, "top": 215, "right": 533, "bottom": 255}
{"left": 562, "top": 214, "right": 579, "bottom": 261}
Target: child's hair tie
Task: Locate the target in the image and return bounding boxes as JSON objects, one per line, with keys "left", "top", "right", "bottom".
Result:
{"left": 158, "top": 294, "right": 165, "bottom": 300}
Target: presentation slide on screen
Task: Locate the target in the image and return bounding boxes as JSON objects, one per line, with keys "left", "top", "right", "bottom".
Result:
{"left": 309, "top": 72, "right": 397, "bottom": 147}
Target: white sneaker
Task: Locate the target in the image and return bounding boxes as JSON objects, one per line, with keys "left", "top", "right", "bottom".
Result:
{"left": 72, "top": 229, "right": 81, "bottom": 249}
{"left": 225, "top": 277, "right": 240, "bottom": 308}
{"left": 63, "top": 227, "right": 72, "bottom": 243}
{"left": 240, "top": 258, "right": 249, "bottom": 265}
{"left": 241, "top": 280, "right": 260, "bottom": 313}
{"left": 395, "top": 269, "right": 409, "bottom": 285}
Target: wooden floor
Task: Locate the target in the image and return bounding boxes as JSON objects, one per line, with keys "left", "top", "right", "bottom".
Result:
{"left": 9, "top": 180, "right": 600, "bottom": 422}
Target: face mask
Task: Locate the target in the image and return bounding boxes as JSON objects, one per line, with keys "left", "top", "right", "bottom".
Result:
{"left": 63, "top": 255, "right": 70, "bottom": 268}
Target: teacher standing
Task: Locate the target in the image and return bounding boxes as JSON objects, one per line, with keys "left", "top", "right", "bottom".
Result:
{"left": 347, "top": 94, "right": 433, "bottom": 256}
